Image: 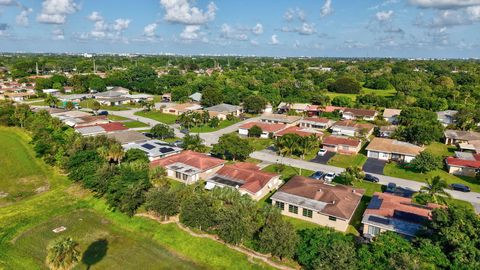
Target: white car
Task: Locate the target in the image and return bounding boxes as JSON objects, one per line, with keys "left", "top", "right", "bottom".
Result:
{"left": 324, "top": 172, "right": 336, "bottom": 182}
{"left": 317, "top": 149, "right": 328, "bottom": 156}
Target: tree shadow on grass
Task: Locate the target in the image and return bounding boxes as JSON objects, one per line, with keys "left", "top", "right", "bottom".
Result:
{"left": 82, "top": 239, "right": 108, "bottom": 270}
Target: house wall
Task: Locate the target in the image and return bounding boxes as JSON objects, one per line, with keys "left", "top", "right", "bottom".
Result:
{"left": 448, "top": 165, "right": 477, "bottom": 177}
{"left": 238, "top": 128, "right": 249, "bottom": 136}
{"left": 362, "top": 223, "right": 390, "bottom": 237}
{"left": 240, "top": 176, "right": 282, "bottom": 201}
{"left": 271, "top": 199, "right": 350, "bottom": 232}
{"left": 167, "top": 164, "right": 224, "bottom": 185}
{"left": 332, "top": 128, "right": 356, "bottom": 137}
{"left": 367, "top": 150, "right": 416, "bottom": 163}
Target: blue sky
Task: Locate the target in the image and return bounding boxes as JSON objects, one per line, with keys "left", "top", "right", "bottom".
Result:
{"left": 0, "top": 0, "right": 479, "bottom": 58}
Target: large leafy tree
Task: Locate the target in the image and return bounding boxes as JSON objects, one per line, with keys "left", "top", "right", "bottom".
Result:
{"left": 182, "top": 134, "right": 207, "bottom": 152}
{"left": 275, "top": 133, "right": 301, "bottom": 157}
{"left": 212, "top": 133, "right": 253, "bottom": 161}
{"left": 243, "top": 95, "right": 267, "bottom": 114}
{"left": 145, "top": 186, "right": 180, "bottom": 221}
{"left": 150, "top": 123, "right": 175, "bottom": 139}
{"left": 201, "top": 86, "right": 223, "bottom": 107}
{"left": 46, "top": 237, "right": 80, "bottom": 270}
{"left": 410, "top": 151, "right": 442, "bottom": 173}
{"left": 327, "top": 77, "right": 361, "bottom": 94}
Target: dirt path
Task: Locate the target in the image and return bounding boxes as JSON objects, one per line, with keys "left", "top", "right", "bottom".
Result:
{"left": 136, "top": 213, "right": 297, "bottom": 270}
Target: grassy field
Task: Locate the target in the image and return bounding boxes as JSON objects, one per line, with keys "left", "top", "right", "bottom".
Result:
{"left": 123, "top": 120, "right": 150, "bottom": 128}
{"left": 247, "top": 138, "right": 273, "bottom": 151}
{"left": 325, "top": 87, "right": 397, "bottom": 101}
{"left": 0, "top": 127, "right": 50, "bottom": 205}
{"left": 328, "top": 154, "right": 368, "bottom": 168}
{"left": 107, "top": 114, "right": 129, "bottom": 121}
{"left": 79, "top": 99, "right": 131, "bottom": 111}
{"left": 0, "top": 127, "right": 276, "bottom": 270}
{"left": 262, "top": 164, "right": 314, "bottom": 180}
{"left": 134, "top": 111, "right": 178, "bottom": 124}
{"left": 190, "top": 119, "right": 240, "bottom": 133}
{"left": 384, "top": 162, "right": 480, "bottom": 193}
{"left": 424, "top": 142, "right": 456, "bottom": 157}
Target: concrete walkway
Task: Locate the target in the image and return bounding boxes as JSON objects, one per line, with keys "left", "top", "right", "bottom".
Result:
{"left": 250, "top": 150, "right": 480, "bottom": 209}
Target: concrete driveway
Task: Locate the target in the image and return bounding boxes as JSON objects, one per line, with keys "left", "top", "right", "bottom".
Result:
{"left": 363, "top": 158, "right": 387, "bottom": 175}
{"left": 310, "top": 152, "right": 335, "bottom": 165}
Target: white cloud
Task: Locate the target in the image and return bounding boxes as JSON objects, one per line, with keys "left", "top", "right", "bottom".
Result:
{"left": 144, "top": 23, "right": 158, "bottom": 37}
{"left": 52, "top": 28, "right": 64, "bottom": 40}
{"left": 376, "top": 10, "right": 394, "bottom": 21}
{"left": 160, "top": 0, "right": 217, "bottom": 25}
{"left": 37, "top": 0, "right": 79, "bottom": 24}
{"left": 180, "top": 25, "right": 202, "bottom": 40}
{"left": 252, "top": 23, "right": 263, "bottom": 35}
{"left": 219, "top": 23, "right": 251, "bottom": 41}
{"left": 88, "top": 11, "right": 103, "bottom": 22}
{"left": 16, "top": 8, "right": 33, "bottom": 26}
{"left": 281, "top": 22, "right": 316, "bottom": 35}
{"left": 113, "top": 18, "right": 130, "bottom": 31}
{"left": 320, "top": 0, "right": 333, "bottom": 17}
{"left": 409, "top": 0, "right": 480, "bottom": 9}
{"left": 82, "top": 12, "right": 132, "bottom": 41}
{"left": 284, "top": 7, "right": 306, "bottom": 22}
{"left": 270, "top": 34, "right": 279, "bottom": 45}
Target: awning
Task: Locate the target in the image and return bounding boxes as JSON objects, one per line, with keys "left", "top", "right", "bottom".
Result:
{"left": 205, "top": 182, "right": 216, "bottom": 190}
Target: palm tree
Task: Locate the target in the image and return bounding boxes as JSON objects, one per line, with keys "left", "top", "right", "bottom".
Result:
{"left": 108, "top": 143, "right": 124, "bottom": 164}
{"left": 91, "top": 100, "right": 101, "bottom": 115}
{"left": 420, "top": 176, "right": 451, "bottom": 204}
{"left": 297, "top": 135, "right": 318, "bottom": 174}
{"left": 46, "top": 237, "right": 80, "bottom": 270}
{"left": 45, "top": 94, "right": 59, "bottom": 108}
{"left": 275, "top": 134, "right": 299, "bottom": 157}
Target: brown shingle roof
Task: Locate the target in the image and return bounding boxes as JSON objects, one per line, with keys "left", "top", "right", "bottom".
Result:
{"left": 275, "top": 126, "right": 323, "bottom": 138}
{"left": 214, "top": 163, "right": 279, "bottom": 194}
{"left": 323, "top": 135, "right": 361, "bottom": 147}
{"left": 365, "top": 192, "right": 441, "bottom": 219}
{"left": 239, "top": 121, "right": 286, "bottom": 133}
{"left": 343, "top": 108, "right": 377, "bottom": 117}
{"left": 366, "top": 138, "right": 424, "bottom": 156}
{"left": 151, "top": 150, "right": 226, "bottom": 171}
{"left": 275, "top": 176, "right": 364, "bottom": 219}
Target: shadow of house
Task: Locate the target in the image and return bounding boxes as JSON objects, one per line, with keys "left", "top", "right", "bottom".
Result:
{"left": 82, "top": 239, "right": 108, "bottom": 269}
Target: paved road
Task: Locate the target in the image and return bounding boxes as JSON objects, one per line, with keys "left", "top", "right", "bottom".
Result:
{"left": 250, "top": 151, "right": 480, "bottom": 208}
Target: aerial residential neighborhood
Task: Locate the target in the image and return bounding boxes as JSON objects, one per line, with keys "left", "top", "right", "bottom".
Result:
{"left": 1, "top": 1, "right": 480, "bottom": 270}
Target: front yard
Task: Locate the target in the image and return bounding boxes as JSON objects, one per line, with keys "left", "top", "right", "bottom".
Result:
{"left": 123, "top": 120, "right": 150, "bottom": 128}
{"left": 189, "top": 118, "right": 240, "bottom": 133}
{"left": 327, "top": 154, "right": 368, "bottom": 168}
{"left": 384, "top": 162, "right": 480, "bottom": 193}
{"left": 262, "top": 164, "right": 314, "bottom": 181}
{"left": 134, "top": 111, "right": 178, "bottom": 124}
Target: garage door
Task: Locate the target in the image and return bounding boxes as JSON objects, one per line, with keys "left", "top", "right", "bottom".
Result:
{"left": 368, "top": 151, "right": 379, "bottom": 159}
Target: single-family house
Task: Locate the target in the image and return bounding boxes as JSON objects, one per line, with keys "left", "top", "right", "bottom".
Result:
{"left": 206, "top": 163, "right": 282, "bottom": 200}
{"left": 271, "top": 176, "right": 365, "bottom": 232}
{"left": 437, "top": 110, "right": 458, "bottom": 126}
{"left": 289, "top": 103, "right": 310, "bottom": 113}
{"left": 362, "top": 192, "right": 441, "bottom": 239}
{"left": 107, "top": 130, "right": 150, "bottom": 144}
{"left": 162, "top": 103, "right": 203, "bottom": 115}
{"left": 123, "top": 140, "right": 182, "bottom": 161}
{"left": 383, "top": 109, "right": 402, "bottom": 124}
{"left": 299, "top": 117, "right": 335, "bottom": 130}
{"left": 446, "top": 152, "right": 480, "bottom": 177}
{"left": 205, "top": 103, "right": 242, "bottom": 120}
{"left": 378, "top": 125, "right": 397, "bottom": 138}
{"left": 42, "top": 89, "right": 61, "bottom": 96}
{"left": 238, "top": 122, "right": 286, "bottom": 138}
{"left": 274, "top": 126, "right": 323, "bottom": 139}
{"left": 123, "top": 93, "right": 154, "bottom": 103}
{"left": 366, "top": 138, "right": 424, "bottom": 163}
{"left": 75, "top": 122, "right": 128, "bottom": 136}
{"left": 458, "top": 140, "right": 480, "bottom": 154}
{"left": 162, "top": 93, "right": 172, "bottom": 102}
{"left": 342, "top": 108, "right": 378, "bottom": 121}
{"left": 322, "top": 135, "right": 362, "bottom": 155}
{"left": 331, "top": 120, "right": 374, "bottom": 137}
{"left": 72, "top": 115, "right": 110, "bottom": 127}
{"left": 151, "top": 150, "right": 226, "bottom": 184}
{"left": 189, "top": 92, "right": 202, "bottom": 103}
{"left": 260, "top": 114, "right": 301, "bottom": 126}
{"left": 444, "top": 130, "right": 480, "bottom": 145}
{"left": 3, "top": 92, "right": 36, "bottom": 101}
{"left": 107, "top": 86, "right": 130, "bottom": 95}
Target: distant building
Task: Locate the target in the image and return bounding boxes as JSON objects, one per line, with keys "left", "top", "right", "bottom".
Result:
{"left": 107, "top": 130, "right": 150, "bottom": 144}
{"left": 42, "top": 89, "right": 61, "bottom": 96}
{"left": 206, "top": 163, "right": 282, "bottom": 200}
{"left": 437, "top": 110, "right": 458, "bottom": 126}
{"left": 331, "top": 120, "right": 374, "bottom": 137}
{"left": 342, "top": 108, "right": 378, "bottom": 121}
{"left": 366, "top": 138, "right": 424, "bottom": 163}
{"left": 271, "top": 176, "right": 364, "bottom": 232}
{"left": 260, "top": 114, "right": 301, "bottom": 126}
{"left": 238, "top": 122, "right": 286, "bottom": 138}
{"left": 362, "top": 192, "right": 441, "bottom": 239}
{"left": 205, "top": 103, "right": 242, "bottom": 120}
{"left": 446, "top": 152, "right": 480, "bottom": 177}
{"left": 274, "top": 126, "right": 323, "bottom": 139}
{"left": 75, "top": 122, "right": 128, "bottom": 136}
{"left": 383, "top": 109, "right": 402, "bottom": 124}
{"left": 378, "top": 125, "right": 397, "bottom": 138}
{"left": 189, "top": 92, "right": 202, "bottom": 103}
{"left": 162, "top": 103, "right": 203, "bottom": 115}
{"left": 299, "top": 117, "right": 335, "bottom": 130}
{"left": 123, "top": 140, "right": 182, "bottom": 161}
{"left": 322, "top": 135, "right": 362, "bottom": 155}
{"left": 444, "top": 130, "right": 480, "bottom": 145}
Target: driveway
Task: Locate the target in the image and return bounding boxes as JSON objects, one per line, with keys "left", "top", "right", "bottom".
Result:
{"left": 363, "top": 158, "right": 387, "bottom": 175}
{"left": 310, "top": 152, "right": 335, "bottom": 165}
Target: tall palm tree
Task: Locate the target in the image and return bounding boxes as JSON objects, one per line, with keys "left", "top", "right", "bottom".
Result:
{"left": 420, "top": 176, "right": 451, "bottom": 204}
{"left": 275, "top": 134, "right": 299, "bottom": 157}
{"left": 108, "top": 143, "right": 125, "bottom": 164}
{"left": 46, "top": 237, "right": 80, "bottom": 270}
{"left": 297, "top": 135, "right": 318, "bottom": 174}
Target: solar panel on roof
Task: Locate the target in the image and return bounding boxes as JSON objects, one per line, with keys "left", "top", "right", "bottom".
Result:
{"left": 368, "top": 215, "right": 390, "bottom": 225}
{"left": 393, "top": 210, "right": 427, "bottom": 224}
{"left": 142, "top": 143, "right": 155, "bottom": 150}
{"left": 159, "top": 147, "right": 174, "bottom": 153}
{"left": 368, "top": 196, "right": 383, "bottom": 209}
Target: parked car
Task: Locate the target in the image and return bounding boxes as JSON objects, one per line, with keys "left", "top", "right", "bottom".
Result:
{"left": 450, "top": 183, "right": 471, "bottom": 192}
{"left": 364, "top": 174, "right": 380, "bottom": 183}
{"left": 143, "top": 132, "right": 155, "bottom": 138}
{"left": 317, "top": 149, "right": 328, "bottom": 156}
{"left": 310, "top": 171, "right": 325, "bottom": 180}
{"left": 98, "top": 110, "right": 108, "bottom": 116}
{"left": 324, "top": 172, "right": 336, "bottom": 182}
{"left": 386, "top": 182, "right": 397, "bottom": 193}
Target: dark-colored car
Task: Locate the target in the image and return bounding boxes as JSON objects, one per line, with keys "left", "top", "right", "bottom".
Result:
{"left": 143, "top": 132, "right": 155, "bottom": 138}
{"left": 310, "top": 171, "right": 325, "bottom": 180}
{"left": 386, "top": 182, "right": 397, "bottom": 193}
{"left": 450, "top": 183, "right": 471, "bottom": 192}
{"left": 97, "top": 110, "right": 109, "bottom": 116}
{"left": 364, "top": 174, "right": 380, "bottom": 183}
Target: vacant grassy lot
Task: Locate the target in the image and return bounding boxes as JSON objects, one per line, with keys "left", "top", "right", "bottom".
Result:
{"left": 328, "top": 154, "right": 368, "bottom": 168}
{"left": 134, "top": 111, "right": 178, "bottom": 124}
{"left": 190, "top": 119, "right": 240, "bottom": 133}
{"left": 384, "top": 162, "right": 480, "bottom": 193}
{"left": 0, "top": 127, "right": 50, "bottom": 205}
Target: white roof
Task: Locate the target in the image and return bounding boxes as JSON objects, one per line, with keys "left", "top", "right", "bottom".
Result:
{"left": 122, "top": 140, "right": 182, "bottom": 160}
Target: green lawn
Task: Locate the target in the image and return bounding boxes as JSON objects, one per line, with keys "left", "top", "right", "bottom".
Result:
{"left": 328, "top": 154, "right": 368, "bottom": 168}
{"left": 79, "top": 99, "right": 130, "bottom": 111}
{"left": 247, "top": 138, "right": 273, "bottom": 151}
{"left": 325, "top": 87, "right": 397, "bottom": 101}
{"left": 0, "top": 127, "right": 50, "bottom": 205}
{"left": 28, "top": 100, "right": 48, "bottom": 106}
{"left": 424, "top": 142, "right": 456, "bottom": 157}
{"left": 107, "top": 114, "right": 129, "bottom": 121}
{"left": 134, "top": 111, "right": 178, "bottom": 124}
{"left": 262, "top": 164, "right": 313, "bottom": 181}
{"left": 384, "top": 162, "right": 480, "bottom": 193}
{"left": 189, "top": 119, "right": 240, "bottom": 133}
{"left": 123, "top": 120, "right": 150, "bottom": 128}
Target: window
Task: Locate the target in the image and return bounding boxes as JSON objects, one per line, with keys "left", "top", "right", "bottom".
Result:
{"left": 367, "top": 225, "right": 381, "bottom": 236}
{"left": 328, "top": 216, "right": 337, "bottom": 221}
{"left": 275, "top": 201, "right": 284, "bottom": 210}
{"left": 175, "top": 172, "right": 182, "bottom": 179}
{"left": 288, "top": 205, "right": 298, "bottom": 214}
{"left": 302, "top": 209, "right": 313, "bottom": 218}
{"left": 182, "top": 174, "right": 188, "bottom": 181}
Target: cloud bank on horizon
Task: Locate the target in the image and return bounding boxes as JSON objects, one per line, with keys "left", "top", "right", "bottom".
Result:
{"left": 0, "top": 0, "right": 479, "bottom": 58}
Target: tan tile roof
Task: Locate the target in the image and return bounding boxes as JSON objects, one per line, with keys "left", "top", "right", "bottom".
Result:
{"left": 275, "top": 176, "right": 364, "bottom": 219}
{"left": 366, "top": 138, "right": 424, "bottom": 156}
{"left": 365, "top": 192, "right": 441, "bottom": 219}
{"left": 333, "top": 120, "right": 375, "bottom": 132}
{"left": 383, "top": 109, "right": 402, "bottom": 118}
{"left": 275, "top": 126, "right": 323, "bottom": 138}
{"left": 214, "top": 163, "right": 279, "bottom": 194}
{"left": 151, "top": 150, "right": 226, "bottom": 171}
{"left": 323, "top": 135, "right": 361, "bottom": 147}
{"left": 239, "top": 121, "right": 286, "bottom": 133}
{"left": 302, "top": 117, "right": 332, "bottom": 124}
{"left": 343, "top": 108, "right": 377, "bottom": 117}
